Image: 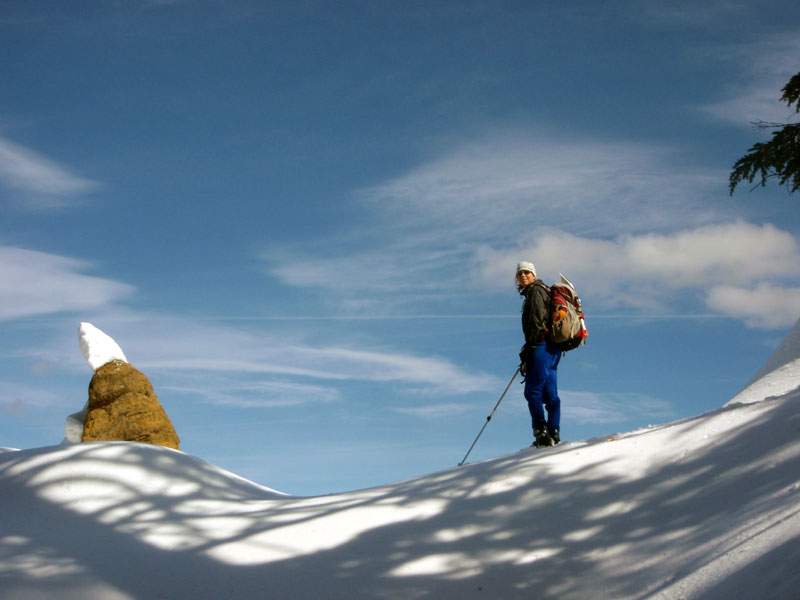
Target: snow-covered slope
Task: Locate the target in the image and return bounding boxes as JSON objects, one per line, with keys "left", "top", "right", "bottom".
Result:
{"left": 728, "top": 317, "right": 800, "bottom": 406}
{"left": 2, "top": 323, "right": 800, "bottom": 600}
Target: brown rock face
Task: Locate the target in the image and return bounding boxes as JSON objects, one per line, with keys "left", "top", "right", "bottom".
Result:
{"left": 82, "top": 360, "right": 180, "bottom": 450}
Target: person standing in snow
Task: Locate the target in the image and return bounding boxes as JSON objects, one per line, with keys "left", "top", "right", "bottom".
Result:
{"left": 516, "top": 261, "right": 562, "bottom": 447}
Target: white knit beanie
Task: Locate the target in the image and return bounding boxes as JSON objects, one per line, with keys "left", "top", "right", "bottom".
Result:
{"left": 516, "top": 261, "right": 536, "bottom": 277}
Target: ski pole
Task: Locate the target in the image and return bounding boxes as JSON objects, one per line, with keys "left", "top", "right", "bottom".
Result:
{"left": 458, "top": 365, "right": 521, "bottom": 466}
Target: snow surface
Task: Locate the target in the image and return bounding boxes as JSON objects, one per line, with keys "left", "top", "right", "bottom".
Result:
{"left": 2, "top": 324, "right": 800, "bottom": 599}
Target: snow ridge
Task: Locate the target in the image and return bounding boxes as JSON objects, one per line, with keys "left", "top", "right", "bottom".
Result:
{"left": 728, "top": 317, "right": 800, "bottom": 406}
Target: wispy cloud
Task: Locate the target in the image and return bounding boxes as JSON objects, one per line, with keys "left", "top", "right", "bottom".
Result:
{"left": 0, "top": 246, "right": 134, "bottom": 321}
{"left": 637, "top": 1, "right": 747, "bottom": 24}
{"left": 161, "top": 377, "right": 341, "bottom": 408}
{"left": 393, "top": 403, "right": 473, "bottom": 419}
{"left": 360, "top": 133, "right": 722, "bottom": 239}
{"left": 47, "top": 311, "right": 500, "bottom": 405}
{"left": 697, "top": 32, "right": 800, "bottom": 126}
{"left": 263, "top": 133, "right": 724, "bottom": 310}
{"left": 0, "top": 380, "right": 65, "bottom": 416}
{"left": 144, "top": 339, "right": 498, "bottom": 397}
{"left": 565, "top": 391, "right": 677, "bottom": 425}
{"left": 0, "top": 136, "right": 99, "bottom": 207}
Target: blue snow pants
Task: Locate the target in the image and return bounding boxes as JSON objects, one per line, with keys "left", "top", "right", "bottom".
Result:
{"left": 523, "top": 341, "right": 562, "bottom": 432}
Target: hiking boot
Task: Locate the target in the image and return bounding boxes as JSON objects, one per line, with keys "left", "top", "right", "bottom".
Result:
{"left": 549, "top": 428, "right": 560, "bottom": 445}
{"left": 533, "top": 426, "right": 553, "bottom": 447}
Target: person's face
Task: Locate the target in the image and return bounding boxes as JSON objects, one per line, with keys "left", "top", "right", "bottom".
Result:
{"left": 518, "top": 270, "right": 535, "bottom": 287}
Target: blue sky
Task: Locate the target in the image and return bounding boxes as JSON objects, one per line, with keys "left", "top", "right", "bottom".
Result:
{"left": 1, "top": 0, "right": 799, "bottom": 495}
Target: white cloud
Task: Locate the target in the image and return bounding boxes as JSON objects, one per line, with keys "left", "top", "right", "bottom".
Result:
{"left": 707, "top": 283, "right": 800, "bottom": 329}
{"left": 562, "top": 221, "right": 794, "bottom": 285}
{"left": 0, "top": 246, "right": 134, "bottom": 321}
{"left": 0, "top": 137, "right": 99, "bottom": 206}
{"left": 622, "top": 223, "right": 799, "bottom": 284}
{"left": 476, "top": 221, "right": 800, "bottom": 325}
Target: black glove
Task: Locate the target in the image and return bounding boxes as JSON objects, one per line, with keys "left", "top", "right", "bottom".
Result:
{"left": 519, "top": 344, "right": 528, "bottom": 377}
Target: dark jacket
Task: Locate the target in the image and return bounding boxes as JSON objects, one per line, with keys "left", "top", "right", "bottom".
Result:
{"left": 521, "top": 280, "right": 550, "bottom": 347}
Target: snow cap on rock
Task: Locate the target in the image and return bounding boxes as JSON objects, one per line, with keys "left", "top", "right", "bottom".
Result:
{"left": 78, "top": 322, "right": 128, "bottom": 371}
